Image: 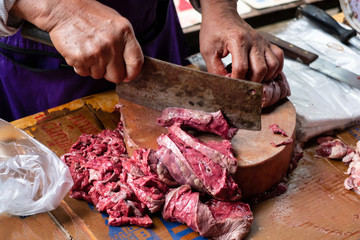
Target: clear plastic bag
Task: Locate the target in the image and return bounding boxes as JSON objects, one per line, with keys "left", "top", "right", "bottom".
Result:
{"left": 0, "top": 118, "right": 73, "bottom": 216}
{"left": 274, "top": 17, "right": 360, "bottom": 141}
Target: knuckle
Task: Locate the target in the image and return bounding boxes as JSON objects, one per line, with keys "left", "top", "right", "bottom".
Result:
{"left": 271, "top": 45, "right": 284, "bottom": 59}
{"left": 254, "top": 64, "right": 268, "bottom": 78}
{"left": 115, "top": 17, "right": 134, "bottom": 37}
{"left": 74, "top": 67, "right": 88, "bottom": 77}
{"left": 268, "top": 57, "right": 280, "bottom": 70}
{"left": 232, "top": 62, "right": 248, "bottom": 74}
{"left": 91, "top": 71, "right": 104, "bottom": 79}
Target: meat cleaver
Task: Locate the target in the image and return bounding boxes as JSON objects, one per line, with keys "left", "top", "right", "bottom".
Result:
{"left": 20, "top": 21, "right": 263, "bottom": 130}
{"left": 116, "top": 57, "right": 262, "bottom": 130}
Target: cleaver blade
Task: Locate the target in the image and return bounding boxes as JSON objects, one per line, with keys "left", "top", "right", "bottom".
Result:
{"left": 116, "top": 56, "right": 263, "bottom": 130}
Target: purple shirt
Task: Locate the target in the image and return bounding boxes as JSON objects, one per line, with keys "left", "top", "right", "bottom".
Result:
{"left": 0, "top": 0, "right": 188, "bottom": 121}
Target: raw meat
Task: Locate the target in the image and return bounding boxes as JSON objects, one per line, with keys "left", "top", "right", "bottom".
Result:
{"left": 270, "top": 138, "right": 293, "bottom": 147}
{"left": 61, "top": 123, "right": 168, "bottom": 227}
{"left": 156, "top": 124, "right": 241, "bottom": 201}
{"left": 315, "top": 138, "right": 353, "bottom": 159}
{"left": 162, "top": 185, "right": 253, "bottom": 240}
{"left": 62, "top": 107, "right": 255, "bottom": 239}
{"left": 157, "top": 107, "right": 238, "bottom": 139}
{"left": 270, "top": 123, "right": 288, "bottom": 137}
{"left": 166, "top": 122, "right": 237, "bottom": 174}
{"left": 343, "top": 141, "right": 360, "bottom": 193}
{"left": 262, "top": 72, "right": 291, "bottom": 108}
{"left": 315, "top": 137, "right": 360, "bottom": 194}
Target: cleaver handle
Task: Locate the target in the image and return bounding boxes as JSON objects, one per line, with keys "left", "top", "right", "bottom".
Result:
{"left": 21, "top": 21, "right": 54, "bottom": 47}
{"left": 299, "top": 4, "right": 357, "bottom": 43}
{"left": 260, "top": 31, "right": 318, "bottom": 65}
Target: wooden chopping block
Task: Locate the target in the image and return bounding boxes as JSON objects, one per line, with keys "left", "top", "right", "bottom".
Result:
{"left": 118, "top": 97, "right": 296, "bottom": 199}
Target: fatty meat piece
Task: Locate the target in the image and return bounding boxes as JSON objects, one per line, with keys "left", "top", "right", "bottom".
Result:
{"left": 156, "top": 124, "right": 241, "bottom": 201}
{"left": 157, "top": 107, "right": 238, "bottom": 139}
{"left": 343, "top": 141, "right": 360, "bottom": 193}
{"left": 162, "top": 185, "right": 253, "bottom": 240}
{"left": 344, "top": 160, "right": 360, "bottom": 194}
{"left": 316, "top": 138, "right": 353, "bottom": 159}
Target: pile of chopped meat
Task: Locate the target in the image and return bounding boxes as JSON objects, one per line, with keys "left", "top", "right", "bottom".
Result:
{"left": 61, "top": 108, "right": 253, "bottom": 239}
{"left": 316, "top": 136, "right": 360, "bottom": 194}
{"left": 61, "top": 124, "right": 169, "bottom": 227}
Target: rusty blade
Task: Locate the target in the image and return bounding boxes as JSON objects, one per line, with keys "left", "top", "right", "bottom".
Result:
{"left": 116, "top": 57, "right": 262, "bottom": 130}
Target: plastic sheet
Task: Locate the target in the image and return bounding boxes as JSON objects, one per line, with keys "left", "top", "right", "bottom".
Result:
{"left": 274, "top": 17, "right": 360, "bottom": 141}
{"left": 0, "top": 118, "right": 73, "bottom": 216}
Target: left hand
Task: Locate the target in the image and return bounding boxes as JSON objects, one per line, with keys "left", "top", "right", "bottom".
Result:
{"left": 199, "top": 0, "right": 284, "bottom": 83}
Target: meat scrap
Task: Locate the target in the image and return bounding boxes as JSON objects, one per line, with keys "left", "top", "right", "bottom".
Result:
{"left": 61, "top": 123, "right": 168, "bottom": 227}
{"left": 270, "top": 123, "right": 288, "bottom": 137}
{"left": 162, "top": 185, "right": 253, "bottom": 240}
{"left": 156, "top": 124, "right": 241, "bottom": 201}
{"left": 157, "top": 107, "right": 238, "bottom": 139}
{"left": 270, "top": 138, "right": 293, "bottom": 147}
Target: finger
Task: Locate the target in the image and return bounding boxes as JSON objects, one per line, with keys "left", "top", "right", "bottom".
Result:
{"left": 262, "top": 48, "right": 279, "bottom": 81}
{"left": 122, "top": 37, "right": 144, "bottom": 82}
{"left": 89, "top": 64, "right": 107, "bottom": 80}
{"left": 247, "top": 45, "right": 267, "bottom": 83}
{"left": 73, "top": 65, "right": 90, "bottom": 77}
{"left": 227, "top": 41, "right": 249, "bottom": 80}
{"left": 269, "top": 44, "right": 284, "bottom": 78}
{"left": 89, "top": 55, "right": 107, "bottom": 79}
{"left": 104, "top": 54, "right": 126, "bottom": 84}
{"left": 205, "top": 55, "right": 228, "bottom": 77}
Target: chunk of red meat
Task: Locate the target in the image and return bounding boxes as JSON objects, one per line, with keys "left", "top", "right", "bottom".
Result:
{"left": 156, "top": 135, "right": 209, "bottom": 193}
{"left": 157, "top": 107, "right": 238, "bottom": 139}
{"left": 156, "top": 124, "right": 241, "bottom": 201}
{"left": 170, "top": 123, "right": 237, "bottom": 174}
{"left": 162, "top": 185, "right": 253, "bottom": 240}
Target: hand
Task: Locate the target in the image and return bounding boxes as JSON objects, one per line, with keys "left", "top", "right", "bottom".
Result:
{"left": 11, "top": 0, "right": 144, "bottom": 84}
{"left": 199, "top": 0, "right": 284, "bottom": 82}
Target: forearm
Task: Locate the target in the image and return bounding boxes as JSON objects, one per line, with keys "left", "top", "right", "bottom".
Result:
{"left": 10, "top": 0, "right": 86, "bottom": 32}
{"left": 197, "top": 0, "right": 248, "bottom": 32}
{"left": 190, "top": 0, "right": 238, "bottom": 15}
{"left": 199, "top": 0, "right": 237, "bottom": 12}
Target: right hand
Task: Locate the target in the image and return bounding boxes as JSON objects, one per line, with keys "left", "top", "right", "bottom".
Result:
{"left": 12, "top": 0, "right": 144, "bottom": 83}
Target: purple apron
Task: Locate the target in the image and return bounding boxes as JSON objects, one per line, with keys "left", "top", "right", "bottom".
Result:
{"left": 0, "top": 0, "right": 188, "bottom": 121}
